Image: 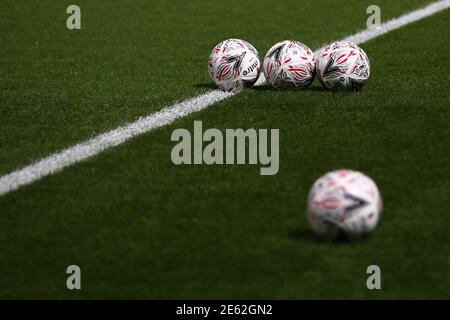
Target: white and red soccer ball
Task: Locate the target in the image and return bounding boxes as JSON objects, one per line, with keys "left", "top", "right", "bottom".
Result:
{"left": 208, "top": 38, "right": 261, "bottom": 92}
{"left": 316, "top": 41, "right": 371, "bottom": 91}
{"left": 263, "top": 40, "right": 316, "bottom": 89}
{"left": 307, "top": 169, "right": 382, "bottom": 239}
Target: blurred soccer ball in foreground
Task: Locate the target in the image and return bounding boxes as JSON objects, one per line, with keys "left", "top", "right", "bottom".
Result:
{"left": 208, "top": 39, "right": 261, "bottom": 92}
{"left": 263, "top": 40, "right": 316, "bottom": 89}
{"left": 307, "top": 169, "right": 382, "bottom": 239}
{"left": 316, "top": 41, "right": 370, "bottom": 91}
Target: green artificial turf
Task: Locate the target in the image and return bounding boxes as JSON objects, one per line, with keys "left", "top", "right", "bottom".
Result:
{"left": 0, "top": 0, "right": 434, "bottom": 174}
{"left": 0, "top": 0, "right": 449, "bottom": 298}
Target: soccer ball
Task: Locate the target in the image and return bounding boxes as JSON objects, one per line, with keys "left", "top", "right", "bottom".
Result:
{"left": 208, "top": 39, "right": 261, "bottom": 93}
{"left": 316, "top": 41, "right": 370, "bottom": 91}
{"left": 307, "top": 169, "right": 382, "bottom": 239}
{"left": 263, "top": 40, "right": 316, "bottom": 89}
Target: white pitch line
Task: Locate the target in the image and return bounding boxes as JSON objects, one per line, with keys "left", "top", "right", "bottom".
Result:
{"left": 0, "top": 90, "right": 233, "bottom": 195}
{"left": 0, "top": 0, "right": 449, "bottom": 196}
{"left": 341, "top": 0, "right": 450, "bottom": 45}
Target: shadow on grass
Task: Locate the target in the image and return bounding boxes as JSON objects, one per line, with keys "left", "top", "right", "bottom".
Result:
{"left": 193, "top": 83, "right": 217, "bottom": 90}
{"left": 192, "top": 83, "right": 361, "bottom": 97}
{"left": 288, "top": 228, "right": 372, "bottom": 245}
{"left": 194, "top": 82, "right": 331, "bottom": 93}
{"left": 250, "top": 84, "right": 329, "bottom": 93}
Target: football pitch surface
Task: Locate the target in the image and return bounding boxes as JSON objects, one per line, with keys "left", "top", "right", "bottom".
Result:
{"left": 0, "top": 0, "right": 449, "bottom": 298}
